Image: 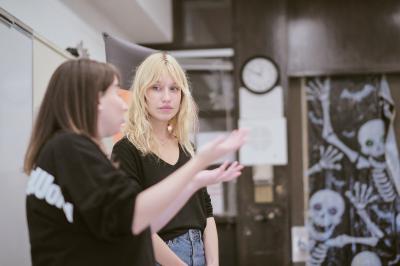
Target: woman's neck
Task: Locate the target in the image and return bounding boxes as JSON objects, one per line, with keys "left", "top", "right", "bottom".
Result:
{"left": 92, "top": 136, "right": 109, "bottom": 157}
{"left": 150, "top": 119, "right": 171, "bottom": 141}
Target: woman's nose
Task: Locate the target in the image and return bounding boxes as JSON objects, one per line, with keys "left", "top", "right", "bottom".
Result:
{"left": 161, "top": 89, "right": 171, "bottom": 101}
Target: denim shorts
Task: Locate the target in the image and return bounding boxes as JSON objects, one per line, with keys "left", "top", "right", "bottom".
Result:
{"left": 156, "top": 229, "right": 206, "bottom": 266}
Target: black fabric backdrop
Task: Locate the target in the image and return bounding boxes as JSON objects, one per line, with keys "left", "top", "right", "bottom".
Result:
{"left": 103, "top": 33, "right": 156, "bottom": 89}
{"left": 306, "top": 75, "right": 400, "bottom": 266}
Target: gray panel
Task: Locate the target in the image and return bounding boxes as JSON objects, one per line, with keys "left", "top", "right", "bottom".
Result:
{"left": 103, "top": 33, "right": 156, "bottom": 89}
{"left": 0, "top": 21, "right": 32, "bottom": 266}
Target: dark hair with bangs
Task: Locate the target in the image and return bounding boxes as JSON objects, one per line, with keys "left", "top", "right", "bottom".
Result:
{"left": 24, "top": 59, "right": 120, "bottom": 174}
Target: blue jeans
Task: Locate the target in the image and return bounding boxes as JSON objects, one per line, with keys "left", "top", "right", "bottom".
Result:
{"left": 157, "top": 229, "right": 206, "bottom": 266}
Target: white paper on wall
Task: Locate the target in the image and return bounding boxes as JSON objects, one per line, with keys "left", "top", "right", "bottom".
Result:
{"left": 207, "top": 183, "right": 224, "bottom": 215}
{"left": 239, "top": 118, "right": 287, "bottom": 165}
{"left": 239, "top": 86, "right": 284, "bottom": 119}
{"left": 291, "top": 226, "right": 309, "bottom": 262}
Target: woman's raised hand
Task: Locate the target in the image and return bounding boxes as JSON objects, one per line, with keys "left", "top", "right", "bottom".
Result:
{"left": 193, "top": 161, "right": 244, "bottom": 189}
{"left": 197, "top": 128, "right": 248, "bottom": 165}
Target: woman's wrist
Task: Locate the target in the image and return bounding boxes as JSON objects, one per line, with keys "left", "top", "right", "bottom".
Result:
{"left": 191, "top": 153, "right": 211, "bottom": 174}
{"left": 188, "top": 176, "right": 202, "bottom": 193}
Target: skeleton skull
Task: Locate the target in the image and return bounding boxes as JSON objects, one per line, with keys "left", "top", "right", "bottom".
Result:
{"left": 358, "top": 119, "right": 385, "bottom": 158}
{"left": 351, "top": 251, "right": 381, "bottom": 266}
{"left": 308, "top": 189, "right": 345, "bottom": 241}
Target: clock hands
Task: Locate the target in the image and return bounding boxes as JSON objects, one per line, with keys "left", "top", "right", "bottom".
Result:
{"left": 246, "top": 67, "right": 263, "bottom": 77}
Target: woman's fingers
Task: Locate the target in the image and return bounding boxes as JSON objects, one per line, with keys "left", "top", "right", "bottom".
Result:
{"left": 227, "top": 161, "right": 244, "bottom": 172}
{"left": 219, "top": 161, "right": 229, "bottom": 171}
{"left": 218, "top": 161, "right": 244, "bottom": 182}
{"left": 199, "top": 128, "right": 248, "bottom": 165}
{"left": 223, "top": 171, "right": 242, "bottom": 182}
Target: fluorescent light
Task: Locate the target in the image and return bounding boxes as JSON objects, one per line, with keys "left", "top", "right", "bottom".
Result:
{"left": 168, "top": 48, "right": 234, "bottom": 58}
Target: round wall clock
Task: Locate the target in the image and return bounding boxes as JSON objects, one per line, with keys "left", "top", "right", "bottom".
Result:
{"left": 240, "top": 56, "right": 279, "bottom": 94}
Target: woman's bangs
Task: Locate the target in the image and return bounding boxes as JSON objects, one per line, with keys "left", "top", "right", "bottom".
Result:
{"left": 167, "top": 67, "right": 186, "bottom": 92}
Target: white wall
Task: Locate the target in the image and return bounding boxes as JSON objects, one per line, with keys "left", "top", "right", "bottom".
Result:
{"left": 0, "top": 21, "right": 32, "bottom": 266}
{"left": 33, "top": 37, "right": 70, "bottom": 114}
{"left": 0, "top": 0, "right": 106, "bottom": 60}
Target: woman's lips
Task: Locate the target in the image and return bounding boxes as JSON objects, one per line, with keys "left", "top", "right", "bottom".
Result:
{"left": 159, "top": 106, "right": 173, "bottom": 112}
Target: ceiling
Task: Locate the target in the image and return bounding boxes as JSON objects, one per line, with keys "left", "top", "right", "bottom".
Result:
{"left": 61, "top": 0, "right": 173, "bottom": 44}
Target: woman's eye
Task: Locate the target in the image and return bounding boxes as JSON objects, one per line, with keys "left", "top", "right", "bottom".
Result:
{"left": 152, "top": 86, "right": 160, "bottom": 91}
{"left": 170, "top": 87, "right": 179, "bottom": 91}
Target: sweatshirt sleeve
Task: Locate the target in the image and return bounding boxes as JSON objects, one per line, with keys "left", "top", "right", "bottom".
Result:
{"left": 52, "top": 134, "right": 142, "bottom": 241}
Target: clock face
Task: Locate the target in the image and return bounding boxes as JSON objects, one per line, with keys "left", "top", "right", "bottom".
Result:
{"left": 241, "top": 56, "right": 278, "bottom": 94}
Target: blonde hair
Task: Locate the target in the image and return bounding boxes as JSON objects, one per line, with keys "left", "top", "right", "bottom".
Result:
{"left": 124, "top": 52, "right": 198, "bottom": 156}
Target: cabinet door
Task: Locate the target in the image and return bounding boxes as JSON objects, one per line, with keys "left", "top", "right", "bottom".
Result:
{"left": 236, "top": 167, "right": 290, "bottom": 266}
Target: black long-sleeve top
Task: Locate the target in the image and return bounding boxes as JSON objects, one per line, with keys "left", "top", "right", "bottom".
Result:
{"left": 26, "top": 132, "right": 155, "bottom": 266}
{"left": 112, "top": 137, "right": 213, "bottom": 241}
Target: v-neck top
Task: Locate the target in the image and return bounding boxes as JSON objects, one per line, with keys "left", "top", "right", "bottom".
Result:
{"left": 112, "top": 137, "right": 213, "bottom": 241}
{"left": 152, "top": 143, "right": 181, "bottom": 167}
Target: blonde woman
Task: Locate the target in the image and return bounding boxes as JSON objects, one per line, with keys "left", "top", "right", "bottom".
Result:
{"left": 112, "top": 52, "right": 243, "bottom": 266}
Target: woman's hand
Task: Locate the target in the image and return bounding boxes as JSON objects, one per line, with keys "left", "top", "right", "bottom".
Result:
{"left": 193, "top": 161, "right": 244, "bottom": 189}
{"left": 196, "top": 128, "right": 248, "bottom": 166}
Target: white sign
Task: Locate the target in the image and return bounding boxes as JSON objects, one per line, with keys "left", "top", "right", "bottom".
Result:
{"left": 291, "top": 226, "right": 309, "bottom": 263}
{"left": 239, "top": 86, "right": 283, "bottom": 119}
{"left": 239, "top": 118, "right": 287, "bottom": 165}
{"left": 207, "top": 183, "right": 224, "bottom": 215}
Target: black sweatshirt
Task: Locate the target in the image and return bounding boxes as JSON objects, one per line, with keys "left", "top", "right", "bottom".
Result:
{"left": 112, "top": 137, "right": 213, "bottom": 241}
{"left": 26, "top": 132, "right": 155, "bottom": 266}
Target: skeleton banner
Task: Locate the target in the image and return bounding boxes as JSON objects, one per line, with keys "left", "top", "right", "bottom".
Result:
{"left": 305, "top": 75, "right": 400, "bottom": 266}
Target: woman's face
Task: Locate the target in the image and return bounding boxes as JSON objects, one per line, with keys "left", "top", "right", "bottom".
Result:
{"left": 97, "top": 77, "right": 128, "bottom": 138}
{"left": 145, "top": 73, "right": 182, "bottom": 124}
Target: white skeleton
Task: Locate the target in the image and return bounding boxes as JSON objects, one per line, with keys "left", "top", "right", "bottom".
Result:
{"left": 351, "top": 251, "right": 382, "bottom": 266}
{"left": 307, "top": 78, "right": 397, "bottom": 202}
{"left": 307, "top": 145, "right": 343, "bottom": 176}
{"left": 352, "top": 250, "right": 400, "bottom": 266}
{"left": 307, "top": 185, "right": 381, "bottom": 266}
{"left": 345, "top": 182, "right": 384, "bottom": 239}
{"left": 389, "top": 255, "right": 400, "bottom": 266}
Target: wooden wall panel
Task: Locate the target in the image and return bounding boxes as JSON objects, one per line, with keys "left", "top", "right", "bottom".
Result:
{"left": 288, "top": 0, "right": 400, "bottom": 76}
{"left": 233, "top": 0, "right": 291, "bottom": 265}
